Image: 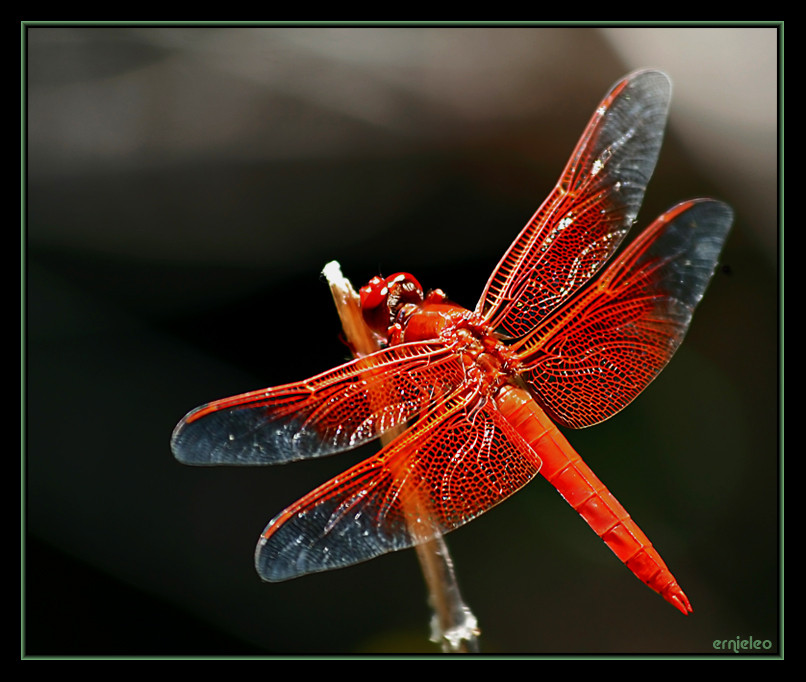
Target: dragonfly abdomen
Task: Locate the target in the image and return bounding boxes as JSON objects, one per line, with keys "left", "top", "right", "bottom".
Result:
{"left": 494, "top": 384, "right": 692, "bottom": 615}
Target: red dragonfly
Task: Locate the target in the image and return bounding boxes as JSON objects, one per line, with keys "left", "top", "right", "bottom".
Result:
{"left": 172, "top": 69, "right": 732, "bottom": 616}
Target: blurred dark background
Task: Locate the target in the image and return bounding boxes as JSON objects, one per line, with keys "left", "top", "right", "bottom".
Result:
{"left": 24, "top": 25, "right": 779, "bottom": 656}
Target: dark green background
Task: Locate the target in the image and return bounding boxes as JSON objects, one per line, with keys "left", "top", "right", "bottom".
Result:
{"left": 24, "top": 25, "right": 780, "bottom": 656}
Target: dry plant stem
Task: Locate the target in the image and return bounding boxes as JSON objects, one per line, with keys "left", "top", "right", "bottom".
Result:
{"left": 323, "top": 261, "right": 480, "bottom": 654}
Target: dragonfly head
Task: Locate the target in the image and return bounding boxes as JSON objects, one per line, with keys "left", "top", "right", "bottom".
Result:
{"left": 359, "top": 272, "right": 424, "bottom": 336}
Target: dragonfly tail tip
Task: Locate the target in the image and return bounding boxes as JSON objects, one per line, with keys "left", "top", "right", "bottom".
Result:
{"left": 666, "top": 586, "right": 693, "bottom": 615}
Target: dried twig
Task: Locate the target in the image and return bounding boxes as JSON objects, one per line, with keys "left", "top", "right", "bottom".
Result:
{"left": 322, "top": 261, "right": 480, "bottom": 654}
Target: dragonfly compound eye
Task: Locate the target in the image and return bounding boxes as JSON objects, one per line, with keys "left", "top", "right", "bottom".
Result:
{"left": 360, "top": 273, "right": 423, "bottom": 335}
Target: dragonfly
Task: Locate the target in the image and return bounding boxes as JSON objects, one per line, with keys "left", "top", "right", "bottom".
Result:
{"left": 171, "top": 69, "right": 732, "bottom": 616}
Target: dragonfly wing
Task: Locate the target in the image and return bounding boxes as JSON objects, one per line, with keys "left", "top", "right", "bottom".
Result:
{"left": 256, "top": 387, "right": 542, "bottom": 581}
{"left": 516, "top": 199, "right": 733, "bottom": 429}
{"left": 171, "top": 341, "right": 462, "bottom": 465}
{"left": 477, "top": 69, "right": 671, "bottom": 338}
